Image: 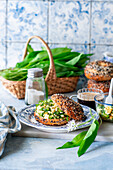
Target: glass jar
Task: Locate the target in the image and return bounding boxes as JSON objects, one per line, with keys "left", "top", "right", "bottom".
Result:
{"left": 25, "top": 68, "right": 45, "bottom": 105}
{"left": 103, "top": 52, "right": 113, "bottom": 63}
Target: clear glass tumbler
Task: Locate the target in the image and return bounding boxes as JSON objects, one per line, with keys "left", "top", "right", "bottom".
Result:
{"left": 70, "top": 88, "right": 103, "bottom": 110}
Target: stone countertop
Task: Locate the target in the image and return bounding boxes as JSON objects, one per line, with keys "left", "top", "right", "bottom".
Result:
{"left": 0, "top": 82, "right": 113, "bottom": 169}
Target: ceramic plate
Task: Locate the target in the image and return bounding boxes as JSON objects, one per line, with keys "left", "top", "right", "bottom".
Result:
{"left": 18, "top": 104, "right": 99, "bottom": 133}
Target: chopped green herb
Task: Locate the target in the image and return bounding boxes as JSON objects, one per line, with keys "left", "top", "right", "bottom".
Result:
{"left": 36, "top": 99, "right": 69, "bottom": 120}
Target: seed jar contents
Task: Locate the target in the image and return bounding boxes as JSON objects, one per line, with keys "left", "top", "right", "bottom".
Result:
{"left": 25, "top": 68, "right": 45, "bottom": 105}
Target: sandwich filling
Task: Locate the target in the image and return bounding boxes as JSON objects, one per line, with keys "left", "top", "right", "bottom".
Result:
{"left": 35, "top": 99, "right": 69, "bottom": 120}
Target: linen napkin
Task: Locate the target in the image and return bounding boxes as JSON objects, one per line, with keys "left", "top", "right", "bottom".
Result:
{"left": 0, "top": 101, "right": 21, "bottom": 157}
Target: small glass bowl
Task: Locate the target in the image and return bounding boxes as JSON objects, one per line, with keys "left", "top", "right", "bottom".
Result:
{"left": 94, "top": 93, "right": 113, "bottom": 122}
{"left": 103, "top": 52, "right": 113, "bottom": 63}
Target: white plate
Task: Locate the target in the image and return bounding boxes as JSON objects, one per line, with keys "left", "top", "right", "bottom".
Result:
{"left": 18, "top": 104, "right": 99, "bottom": 133}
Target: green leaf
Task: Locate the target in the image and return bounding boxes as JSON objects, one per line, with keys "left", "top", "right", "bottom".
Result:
{"left": 76, "top": 57, "right": 90, "bottom": 66}
{"left": 55, "top": 61, "right": 80, "bottom": 71}
{"left": 54, "top": 52, "right": 81, "bottom": 61}
{"left": 57, "top": 142, "right": 76, "bottom": 149}
{"left": 41, "top": 47, "right": 46, "bottom": 51}
{"left": 16, "top": 51, "right": 41, "bottom": 68}
{"left": 66, "top": 53, "right": 83, "bottom": 66}
{"left": 1, "top": 46, "right": 93, "bottom": 81}
{"left": 57, "top": 131, "right": 87, "bottom": 149}
{"left": 27, "top": 44, "right": 34, "bottom": 53}
{"left": 82, "top": 53, "right": 94, "bottom": 57}
{"left": 77, "top": 119, "right": 99, "bottom": 157}
{"left": 45, "top": 81, "right": 48, "bottom": 101}
{"left": 72, "top": 131, "right": 87, "bottom": 144}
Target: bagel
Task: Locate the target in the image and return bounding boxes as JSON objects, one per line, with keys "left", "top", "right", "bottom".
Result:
{"left": 51, "top": 94, "right": 86, "bottom": 121}
{"left": 34, "top": 99, "right": 70, "bottom": 126}
{"left": 34, "top": 112, "right": 70, "bottom": 126}
{"left": 34, "top": 95, "right": 86, "bottom": 126}
{"left": 87, "top": 80, "right": 110, "bottom": 93}
{"left": 84, "top": 60, "right": 113, "bottom": 81}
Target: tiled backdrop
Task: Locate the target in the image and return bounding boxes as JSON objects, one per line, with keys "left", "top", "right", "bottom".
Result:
{"left": 1, "top": 0, "right": 113, "bottom": 69}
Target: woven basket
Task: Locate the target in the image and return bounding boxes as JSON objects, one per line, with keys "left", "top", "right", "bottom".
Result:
{"left": 0, "top": 35, "right": 79, "bottom": 99}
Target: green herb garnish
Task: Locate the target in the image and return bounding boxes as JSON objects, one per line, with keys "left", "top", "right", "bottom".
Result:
{"left": 36, "top": 99, "right": 69, "bottom": 120}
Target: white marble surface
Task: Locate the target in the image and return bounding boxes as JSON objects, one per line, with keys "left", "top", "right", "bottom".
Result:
{"left": 1, "top": 81, "right": 113, "bottom": 169}
{"left": 2, "top": 136, "right": 113, "bottom": 170}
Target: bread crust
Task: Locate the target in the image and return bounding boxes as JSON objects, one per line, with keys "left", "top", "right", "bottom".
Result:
{"left": 87, "top": 79, "right": 110, "bottom": 93}
{"left": 34, "top": 112, "right": 70, "bottom": 126}
{"left": 51, "top": 94, "right": 86, "bottom": 121}
{"left": 84, "top": 60, "right": 113, "bottom": 81}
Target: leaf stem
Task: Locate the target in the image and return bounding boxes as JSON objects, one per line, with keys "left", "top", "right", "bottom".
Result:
{"left": 76, "top": 113, "right": 97, "bottom": 128}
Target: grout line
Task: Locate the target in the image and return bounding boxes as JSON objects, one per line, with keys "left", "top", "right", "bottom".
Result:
{"left": 5, "top": 41, "right": 43, "bottom": 43}
{"left": 89, "top": 1, "right": 92, "bottom": 45}
{"left": 3, "top": 41, "right": 113, "bottom": 46}
{"left": 2, "top": 39, "right": 113, "bottom": 46}
{"left": 5, "top": 0, "right": 90, "bottom": 1}
{"left": 5, "top": 0, "right": 8, "bottom": 68}
{"left": 89, "top": 45, "right": 91, "bottom": 61}
{"left": 6, "top": 0, "right": 49, "bottom": 1}
{"left": 87, "top": 44, "right": 113, "bottom": 46}
{"left": 89, "top": 1, "right": 92, "bottom": 61}
{"left": 4, "top": 0, "right": 113, "bottom": 1}
{"left": 47, "top": 0, "right": 49, "bottom": 44}
{"left": 41, "top": 43, "right": 113, "bottom": 46}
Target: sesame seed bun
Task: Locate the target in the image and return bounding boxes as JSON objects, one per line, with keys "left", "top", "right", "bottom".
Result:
{"left": 51, "top": 94, "right": 86, "bottom": 121}
{"left": 34, "top": 111, "right": 70, "bottom": 126}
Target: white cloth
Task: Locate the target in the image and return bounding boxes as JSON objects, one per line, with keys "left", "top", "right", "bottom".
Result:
{"left": 0, "top": 102, "right": 21, "bottom": 156}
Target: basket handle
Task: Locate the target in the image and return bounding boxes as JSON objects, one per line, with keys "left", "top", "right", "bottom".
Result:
{"left": 23, "top": 35, "right": 56, "bottom": 81}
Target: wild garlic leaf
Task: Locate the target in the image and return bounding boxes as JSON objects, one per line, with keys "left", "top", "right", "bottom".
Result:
{"left": 72, "top": 131, "right": 87, "bottom": 145}
{"left": 77, "top": 119, "right": 99, "bottom": 157}
{"left": 66, "top": 53, "right": 83, "bottom": 65}
{"left": 1, "top": 46, "right": 93, "bottom": 81}
{"left": 45, "top": 82, "right": 48, "bottom": 101}
{"left": 57, "top": 142, "right": 76, "bottom": 149}
{"left": 27, "top": 44, "right": 34, "bottom": 53}
{"left": 56, "top": 131, "right": 87, "bottom": 149}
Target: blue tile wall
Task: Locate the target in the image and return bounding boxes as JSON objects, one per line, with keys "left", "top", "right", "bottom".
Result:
{"left": 49, "top": 44, "right": 89, "bottom": 54}
{"left": 91, "top": 2, "right": 113, "bottom": 45}
{"left": 0, "top": 42, "right": 6, "bottom": 69}
{"left": 7, "top": 42, "right": 43, "bottom": 67}
{"left": 90, "top": 44, "right": 113, "bottom": 61}
{"left": 0, "top": 1, "right": 6, "bottom": 42}
{"left": 49, "top": 1, "right": 90, "bottom": 44}
{"left": 0, "top": 0, "right": 113, "bottom": 68}
{"left": 7, "top": 1, "right": 48, "bottom": 42}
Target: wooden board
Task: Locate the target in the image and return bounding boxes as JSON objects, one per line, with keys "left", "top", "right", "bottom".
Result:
{"left": 13, "top": 122, "right": 113, "bottom": 142}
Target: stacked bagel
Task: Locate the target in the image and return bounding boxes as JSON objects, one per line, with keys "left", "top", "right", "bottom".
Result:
{"left": 84, "top": 60, "right": 113, "bottom": 92}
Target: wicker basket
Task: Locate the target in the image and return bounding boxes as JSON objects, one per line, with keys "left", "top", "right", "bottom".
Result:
{"left": 0, "top": 35, "right": 79, "bottom": 99}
